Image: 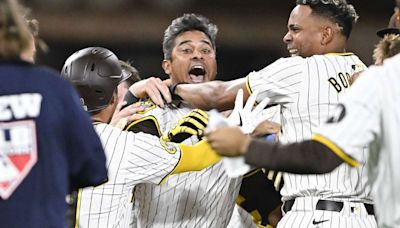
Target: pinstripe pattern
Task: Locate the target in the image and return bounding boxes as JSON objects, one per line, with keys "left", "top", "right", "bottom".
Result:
{"left": 132, "top": 103, "right": 242, "bottom": 228}
{"left": 227, "top": 205, "right": 259, "bottom": 228}
{"left": 314, "top": 55, "right": 400, "bottom": 227}
{"left": 76, "top": 124, "right": 181, "bottom": 228}
{"left": 247, "top": 54, "right": 377, "bottom": 228}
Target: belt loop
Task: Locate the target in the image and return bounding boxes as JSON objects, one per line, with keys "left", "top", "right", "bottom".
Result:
{"left": 364, "top": 203, "right": 375, "bottom": 215}
{"left": 283, "top": 199, "right": 295, "bottom": 213}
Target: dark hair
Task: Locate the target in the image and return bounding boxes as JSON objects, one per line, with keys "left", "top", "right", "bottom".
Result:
{"left": 0, "top": 0, "right": 31, "bottom": 59}
{"left": 162, "top": 13, "right": 218, "bottom": 60}
{"left": 119, "top": 60, "right": 141, "bottom": 86}
{"left": 296, "top": 0, "right": 359, "bottom": 39}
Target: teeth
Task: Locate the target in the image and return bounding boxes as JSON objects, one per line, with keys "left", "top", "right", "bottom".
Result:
{"left": 288, "top": 49, "right": 299, "bottom": 56}
{"left": 189, "top": 75, "right": 205, "bottom": 83}
{"left": 192, "top": 65, "right": 204, "bottom": 70}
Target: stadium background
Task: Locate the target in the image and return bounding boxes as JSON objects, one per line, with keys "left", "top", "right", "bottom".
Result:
{"left": 25, "top": 0, "right": 394, "bottom": 81}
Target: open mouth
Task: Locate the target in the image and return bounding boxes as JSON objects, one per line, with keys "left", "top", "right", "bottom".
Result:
{"left": 288, "top": 48, "right": 299, "bottom": 57}
{"left": 188, "top": 65, "right": 206, "bottom": 83}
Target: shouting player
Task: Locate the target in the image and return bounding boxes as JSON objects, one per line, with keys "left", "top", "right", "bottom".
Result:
{"left": 125, "top": 13, "right": 281, "bottom": 227}
{"left": 125, "top": 14, "right": 243, "bottom": 228}
{"left": 132, "top": 1, "right": 378, "bottom": 227}
{"left": 60, "top": 47, "right": 220, "bottom": 228}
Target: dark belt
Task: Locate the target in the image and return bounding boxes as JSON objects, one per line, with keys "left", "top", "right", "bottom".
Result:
{"left": 283, "top": 199, "right": 375, "bottom": 215}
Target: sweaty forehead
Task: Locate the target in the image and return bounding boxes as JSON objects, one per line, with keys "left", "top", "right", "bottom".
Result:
{"left": 174, "top": 30, "right": 212, "bottom": 47}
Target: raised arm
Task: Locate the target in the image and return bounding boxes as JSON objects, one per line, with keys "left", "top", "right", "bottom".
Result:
{"left": 175, "top": 78, "right": 248, "bottom": 111}
{"left": 127, "top": 76, "right": 248, "bottom": 111}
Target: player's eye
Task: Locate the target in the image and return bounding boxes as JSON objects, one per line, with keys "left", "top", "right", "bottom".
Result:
{"left": 181, "top": 48, "right": 193, "bottom": 54}
{"left": 201, "top": 48, "right": 212, "bottom": 54}
{"left": 291, "top": 27, "right": 300, "bottom": 32}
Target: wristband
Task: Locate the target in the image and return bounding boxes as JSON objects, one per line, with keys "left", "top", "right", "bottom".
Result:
{"left": 169, "top": 83, "right": 187, "bottom": 101}
{"left": 122, "top": 91, "right": 140, "bottom": 109}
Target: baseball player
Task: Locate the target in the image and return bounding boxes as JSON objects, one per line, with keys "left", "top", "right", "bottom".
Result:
{"left": 133, "top": 1, "right": 378, "bottom": 228}
{"left": 125, "top": 14, "right": 281, "bottom": 227}
{"left": 206, "top": 54, "right": 400, "bottom": 228}
{"left": 0, "top": 1, "right": 108, "bottom": 227}
{"left": 124, "top": 14, "right": 241, "bottom": 228}
{"left": 60, "top": 47, "right": 220, "bottom": 228}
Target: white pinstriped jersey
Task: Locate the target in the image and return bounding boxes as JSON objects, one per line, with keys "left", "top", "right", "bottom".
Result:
{"left": 314, "top": 54, "right": 400, "bottom": 228}
{"left": 246, "top": 53, "right": 372, "bottom": 202}
{"left": 76, "top": 123, "right": 181, "bottom": 228}
{"left": 132, "top": 102, "right": 242, "bottom": 228}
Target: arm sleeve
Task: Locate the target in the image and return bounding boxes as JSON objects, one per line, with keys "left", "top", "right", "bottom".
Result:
{"left": 244, "top": 139, "right": 343, "bottom": 174}
{"left": 173, "top": 140, "right": 221, "bottom": 173}
{"left": 158, "top": 140, "right": 221, "bottom": 184}
{"left": 119, "top": 132, "right": 220, "bottom": 185}
{"left": 63, "top": 84, "right": 107, "bottom": 190}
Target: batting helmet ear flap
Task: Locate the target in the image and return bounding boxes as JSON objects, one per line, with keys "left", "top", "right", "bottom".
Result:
{"left": 61, "top": 47, "right": 123, "bottom": 113}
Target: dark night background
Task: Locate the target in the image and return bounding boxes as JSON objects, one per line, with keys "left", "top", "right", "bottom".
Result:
{"left": 25, "top": 0, "right": 395, "bottom": 81}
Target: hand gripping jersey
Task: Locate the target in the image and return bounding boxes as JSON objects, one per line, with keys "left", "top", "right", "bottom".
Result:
{"left": 246, "top": 53, "right": 377, "bottom": 228}
{"left": 0, "top": 60, "right": 107, "bottom": 228}
{"left": 126, "top": 101, "right": 242, "bottom": 228}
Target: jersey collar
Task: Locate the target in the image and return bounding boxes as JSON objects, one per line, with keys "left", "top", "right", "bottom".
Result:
{"left": 324, "top": 52, "right": 354, "bottom": 56}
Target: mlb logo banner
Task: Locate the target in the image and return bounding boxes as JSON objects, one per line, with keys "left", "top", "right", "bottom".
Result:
{"left": 0, "top": 121, "right": 38, "bottom": 199}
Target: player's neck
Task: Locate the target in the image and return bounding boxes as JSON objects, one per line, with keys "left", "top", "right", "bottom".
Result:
{"left": 325, "top": 38, "right": 347, "bottom": 54}
{"left": 91, "top": 111, "right": 110, "bottom": 124}
{"left": 91, "top": 117, "right": 104, "bottom": 124}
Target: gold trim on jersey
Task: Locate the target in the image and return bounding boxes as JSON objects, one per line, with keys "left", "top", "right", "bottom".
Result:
{"left": 159, "top": 140, "right": 221, "bottom": 184}
{"left": 236, "top": 194, "right": 246, "bottom": 205}
{"left": 266, "top": 170, "right": 283, "bottom": 191}
{"left": 325, "top": 52, "right": 354, "bottom": 56}
{"left": 74, "top": 190, "right": 82, "bottom": 228}
{"left": 312, "top": 134, "right": 360, "bottom": 167}
{"left": 124, "top": 115, "right": 162, "bottom": 136}
{"left": 243, "top": 168, "right": 262, "bottom": 178}
{"left": 159, "top": 138, "right": 178, "bottom": 154}
{"left": 250, "top": 209, "right": 262, "bottom": 226}
{"left": 137, "top": 100, "right": 157, "bottom": 114}
{"left": 245, "top": 75, "right": 253, "bottom": 95}
{"left": 92, "top": 121, "right": 103, "bottom": 126}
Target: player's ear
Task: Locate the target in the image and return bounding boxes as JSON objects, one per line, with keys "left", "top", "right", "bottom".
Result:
{"left": 162, "top": 59, "right": 172, "bottom": 76}
{"left": 321, "top": 26, "right": 334, "bottom": 46}
{"left": 110, "top": 92, "right": 117, "bottom": 105}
